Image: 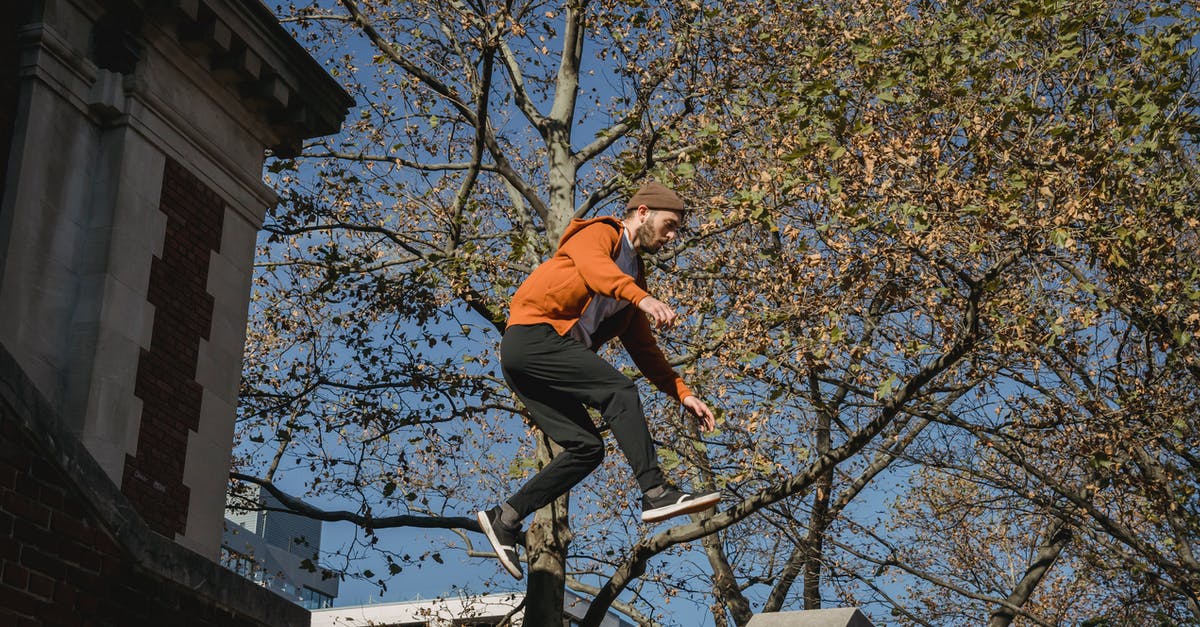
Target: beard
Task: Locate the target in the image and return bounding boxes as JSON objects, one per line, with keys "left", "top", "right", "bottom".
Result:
{"left": 635, "top": 219, "right": 661, "bottom": 253}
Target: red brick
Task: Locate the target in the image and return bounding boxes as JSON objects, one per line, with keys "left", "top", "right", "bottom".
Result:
{"left": 60, "top": 541, "right": 102, "bottom": 573}
{"left": 1, "top": 444, "right": 33, "bottom": 469}
{"left": 0, "top": 465, "right": 17, "bottom": 489}
{"left": 67, "top": 568, "right": 99, "bottom": 600}
{"left": 0, "top": 535, "right": 18, "bottom": 561}
{"left": 74, "top": 586, "right": 97, "bottom": 614}
{"left": 4, "top": 491, "right": 50, "bottom": 528}
{"left": 34, "top": 601, "right": 81, "bottom": 626}
{"left": 38, "top": 485, "right": 65, "bottom": 513}
{"left": 0, "top": 586, "right": 41, "bottom": 618}
{"left": 50, "top": 511, "right": 92, "bottom": 542}
{"left": 19, "top": 547, "right": 64, "bottom": 579}
{"left": 11, "top": 519, "right": 56, "bottom": 553}
{"left": 26, "top": 571, "right": 52, "bottom": 600}
{"left": 3, "top": 561, "right": 29, "bottom": 588}
{"left": 0, "top": 600, "right": 35, "bottom": 623}
{"left": 12, "top": 477, "right": 39, "bottom": 500}
{"left": 53, "top": 580, "right": 78, "bottom": 607}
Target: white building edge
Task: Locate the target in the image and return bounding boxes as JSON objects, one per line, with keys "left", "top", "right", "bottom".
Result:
{"left": 312, "top": 589, "right": 635, "bottom": 627}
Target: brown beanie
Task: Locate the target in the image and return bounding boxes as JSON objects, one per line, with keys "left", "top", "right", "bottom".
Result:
{"left": 626, "top": 181, "right": 685, "bottom": 212}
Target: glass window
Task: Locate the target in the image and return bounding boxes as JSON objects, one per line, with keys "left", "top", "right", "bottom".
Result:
{"left": 300, "top": 587, "right": 334, "bottom": 610}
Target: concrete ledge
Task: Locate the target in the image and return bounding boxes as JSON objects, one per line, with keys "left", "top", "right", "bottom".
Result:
{"left": 747, "top": 608, "right": 875, "bottom": 627}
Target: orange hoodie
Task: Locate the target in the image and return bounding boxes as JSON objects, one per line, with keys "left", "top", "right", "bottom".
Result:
{"left": 507, "top": 217, "right": 694, "bottom": 401}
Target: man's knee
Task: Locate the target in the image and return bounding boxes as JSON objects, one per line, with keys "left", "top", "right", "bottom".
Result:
{"left": 599, "top": 381, "right": 644, "bottom": 432}
{"left": 568, "top": 437, "right": 605, "bottom": 469}
{"left": 606, "top": 379, "right": 642, "bottom": 415}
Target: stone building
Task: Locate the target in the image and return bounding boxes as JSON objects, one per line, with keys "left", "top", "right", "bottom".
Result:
{"left": 0, "top": 0, "right": 351, "bottom": 624}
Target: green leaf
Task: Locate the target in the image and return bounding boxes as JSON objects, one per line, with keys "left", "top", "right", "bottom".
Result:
{"left": 875, "top": 374, "right": 899, "bottom": 399}
{"left": 658, "top": 447, "right": 681, "bottom": 471}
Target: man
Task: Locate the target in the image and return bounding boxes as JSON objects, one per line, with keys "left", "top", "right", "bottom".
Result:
{"left": 477, "top": 181, "right": 721, "bottom": 580}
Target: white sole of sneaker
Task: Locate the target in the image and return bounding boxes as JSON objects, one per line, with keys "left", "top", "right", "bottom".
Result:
{"left": 641, "top": 492, "right": 722, "bottom": 523}
{"left": 477, "top": 510, "right": 523, "bottom": 580}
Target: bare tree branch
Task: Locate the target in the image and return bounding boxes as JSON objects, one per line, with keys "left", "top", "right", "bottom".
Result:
{"left": 230, "top": 472, "right": 480, "bottom": 532}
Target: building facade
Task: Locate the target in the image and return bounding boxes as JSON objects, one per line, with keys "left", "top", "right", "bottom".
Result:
{"left": 0, "top": 0, "right": 351, "bottom": 624}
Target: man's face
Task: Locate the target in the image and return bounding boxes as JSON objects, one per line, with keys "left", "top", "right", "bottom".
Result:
{"left": 635, "top": 209, "right": 684, "bottom": 253}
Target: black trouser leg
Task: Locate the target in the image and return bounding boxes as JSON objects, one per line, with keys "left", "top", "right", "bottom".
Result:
{"left": 500, "top": 324, "right": 666, "bottom": 520}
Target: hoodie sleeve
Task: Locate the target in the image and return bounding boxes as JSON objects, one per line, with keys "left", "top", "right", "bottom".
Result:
{"left": 619, "top": 311, "right": 694, "bottom": 401}
{"left": 558, "top": 222, "right": 650, "bottom": 305}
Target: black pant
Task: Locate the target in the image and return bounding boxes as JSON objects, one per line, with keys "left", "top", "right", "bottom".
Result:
{"left": 500, "top": 324, "right": 666, "bottom": 519}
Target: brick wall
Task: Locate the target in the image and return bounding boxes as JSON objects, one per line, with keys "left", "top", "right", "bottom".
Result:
{"left": 0, "top": 345, "right": 309, "bottom": 627}
{"left": 123, "top": 158, "right": 224, "bottom": 538}
{"left": 0, "top": 416, "right": 298, "bottom": 626}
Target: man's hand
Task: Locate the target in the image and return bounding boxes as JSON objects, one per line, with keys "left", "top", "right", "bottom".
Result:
{"left": 638, "top": 296, "right": 677, "bottom": 329}
{"left": 682, "top": 396, "right": 716, "bottom": 432}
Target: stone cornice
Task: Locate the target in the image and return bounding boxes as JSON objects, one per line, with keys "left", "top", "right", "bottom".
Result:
{"left": 142, "top": 0, "right": 353, "bottom": 157}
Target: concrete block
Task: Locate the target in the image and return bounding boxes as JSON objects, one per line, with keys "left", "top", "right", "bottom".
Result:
{"left": 218, "top": 205, "right": 259, "bottom": 269}
{"left": 182, "top": 392, "right": 237, "bottom": 560}
{"left": 746, "top": 608, "right": 875, "bottom": 627}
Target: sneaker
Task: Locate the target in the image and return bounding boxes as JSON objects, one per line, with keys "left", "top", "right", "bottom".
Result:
{"left": 477, "top": 507, "right": 523, "bottom": 579}
{"left": 641, "top": 485, "right": 721, "bottom": 523}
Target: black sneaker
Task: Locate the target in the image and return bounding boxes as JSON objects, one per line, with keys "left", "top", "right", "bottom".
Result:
{"left": 641, "top": 485, "right": 721, "bottom": 523}
{"left": 477, "top": 507, "right": 523, "bottom": 579}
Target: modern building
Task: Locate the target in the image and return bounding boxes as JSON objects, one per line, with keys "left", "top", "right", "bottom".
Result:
{"left": 311, "top": 590, "right": 636, "bottom": 627}
{"left": 222, "top": 485, "right": 340, "bottom": 609}
{"left": 227, "top": 485, "right": 325, "bottom": 557}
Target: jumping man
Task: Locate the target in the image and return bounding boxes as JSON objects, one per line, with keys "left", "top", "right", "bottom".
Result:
{"left": 477, "top": 181, "right": 721, "bottom": 580}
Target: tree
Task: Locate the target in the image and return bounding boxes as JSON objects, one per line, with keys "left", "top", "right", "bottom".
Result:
{"left": 576, "top": 0, "right": 1200, "bottom": 623}
{"left": 711, "top": 0, "right": 1200, "bottom": 623}
{"left": 239, "top": 0, "right": 759, "bottom": 623}
{"left": 234, "top": 0, "right": 1200, "bottom": 624}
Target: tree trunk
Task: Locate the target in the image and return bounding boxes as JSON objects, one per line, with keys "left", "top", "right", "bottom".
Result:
{"left": 545, "top": 154, "right": 576, "bottom": 243}
{"left": 803, "top": 410, "right": 834, "bottom": 608}
{"left": 542, "top": 0, "right": 584, "bottom": 243}
{"left": 701, "top": 531, "right": 755, "bottom": 625}
{"left": 523, "top": 436, "right": 572, "bottom": 624}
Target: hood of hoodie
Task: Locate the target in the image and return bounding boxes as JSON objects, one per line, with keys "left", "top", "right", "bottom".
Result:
{"left": 557, "top": 216, "right": 624, "bottom": 249}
